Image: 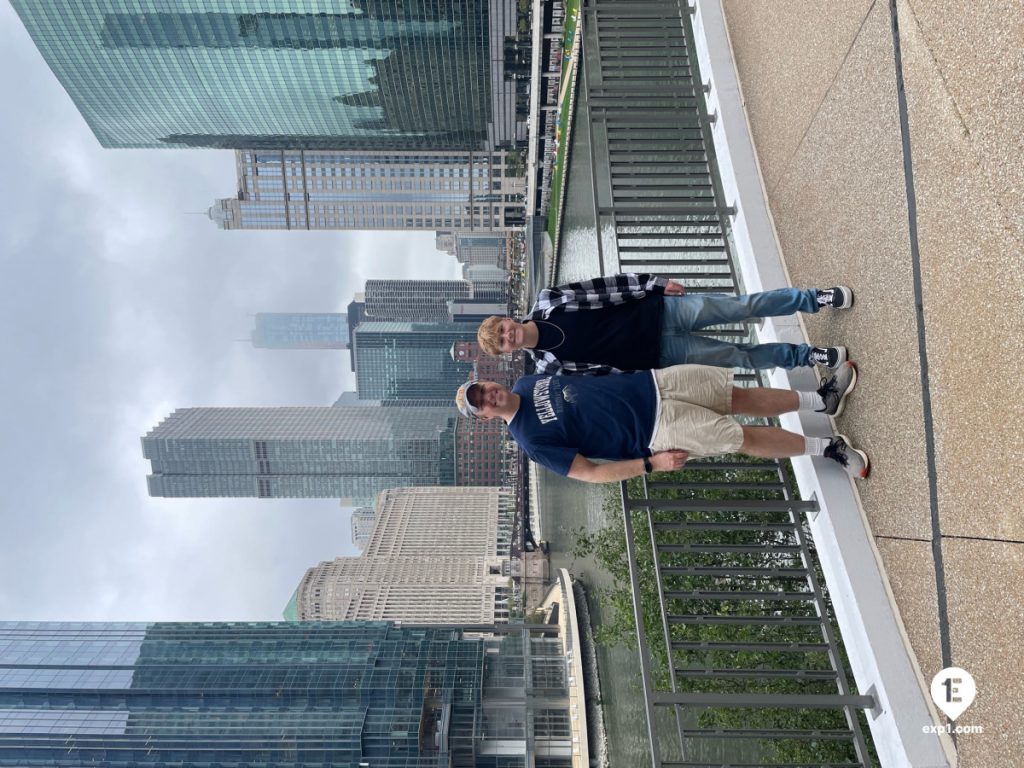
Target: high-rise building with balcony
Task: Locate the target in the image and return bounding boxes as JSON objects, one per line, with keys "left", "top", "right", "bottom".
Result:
{"left": 209, "top": 150, "right": 526, "bottom": 232}
{"left": 353, "top": 322, "right": 476, "bottom": 401}
{"left": 251, "top": 313, "right": 349, "bottom": 350}
{"left": 10, "top": 1, "right": 521, "bottom": 151}
{"left": 295, "top": 487, "right": 514, "bottom": 623}
{"left": 0, "top": 620, "right": 578, "bottom": 767}
{"left": 141, "top": 406, "right": 457, "bottom": 501}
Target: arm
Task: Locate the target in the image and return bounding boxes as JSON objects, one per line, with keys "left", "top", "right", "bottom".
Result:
{"left": 535, "top": 273, "right": 670, "bottom": 312}
{"left": 566, "top": 450, "right": 689, "bottom": 483}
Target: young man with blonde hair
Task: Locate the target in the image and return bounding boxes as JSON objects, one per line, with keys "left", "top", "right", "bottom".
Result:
{"left": 478, "top": 273, "right": 853, "bottom": 374}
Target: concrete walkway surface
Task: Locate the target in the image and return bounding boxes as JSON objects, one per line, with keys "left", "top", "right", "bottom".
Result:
{"left": 720, "top": 1, "right": 1023, "bottom": 765}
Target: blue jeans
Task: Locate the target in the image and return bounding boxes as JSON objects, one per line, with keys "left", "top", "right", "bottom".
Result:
{"left": 658, "top": 288, "right": 819, "bottom": 369}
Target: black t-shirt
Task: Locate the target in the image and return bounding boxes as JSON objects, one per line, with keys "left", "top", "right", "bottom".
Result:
{"left": 532, "top": 297, "right": 663, "bottom": 371}
{"left": 508, "top": 372, "right": 658, "bottom": 476}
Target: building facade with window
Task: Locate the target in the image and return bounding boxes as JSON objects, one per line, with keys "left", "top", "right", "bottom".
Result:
{"left": 353, "top": 321, "right": 478, "bottom": 401}
{"left": 0, "top": 621, "right": 576, "bottom": 767}
{"left": 141, "top": 406, "right": 457, "bottom": 502}
{"left": 251, "top": 313, "right": 349, "bottom": 350}
{"left": 210, "top": 150, "right": 526, "bottom": 232}
{"left": 10, "top": 1, "right": 520, "bottom": 151}
{"left": 364, "top": 279, "right": 508, "bottom": 322}
{"left": 295, "top": 487, "right": 514, "bottom": 623}
{"left": 350, "top": 506, "right": 377, "bottom": 551}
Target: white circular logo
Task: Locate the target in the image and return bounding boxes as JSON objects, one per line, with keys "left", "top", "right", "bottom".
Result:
{"left": 930, "top": 667, "right": 976, "bottom": 721}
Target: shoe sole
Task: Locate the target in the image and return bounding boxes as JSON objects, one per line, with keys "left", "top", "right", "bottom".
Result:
{"left": 829, "top": 361, "right": 858, "bottom": 418}
{"left": 835, "top": 433, "right": 870, "bottom": 478}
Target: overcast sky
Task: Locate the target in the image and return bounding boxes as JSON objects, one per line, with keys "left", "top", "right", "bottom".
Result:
{"left": 0, "top": 5, "right": 461, "bottom": 622}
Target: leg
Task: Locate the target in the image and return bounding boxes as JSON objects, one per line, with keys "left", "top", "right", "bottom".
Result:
{"left": 660, "top": 331, "right": 814, "bottom": 369}
{"left": 661, "top": 288, "right": 819, "bottom": 333}
{"left": 740, "top": 426, "right": 870, "bottom": 477}
{"left": 739, "top": 426, "right": 806, "bottom": 457}
{"left": 731, "top": 387, "right": 799, "bottom": 417}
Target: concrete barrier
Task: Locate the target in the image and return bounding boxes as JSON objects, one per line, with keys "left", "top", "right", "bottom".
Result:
{"left": 689, "top": 1, "right": 957, "bottom": 765}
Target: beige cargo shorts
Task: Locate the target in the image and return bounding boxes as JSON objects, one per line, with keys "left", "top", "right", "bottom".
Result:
{"left": 649, "top": 365, "right": 744, "bottom": 458}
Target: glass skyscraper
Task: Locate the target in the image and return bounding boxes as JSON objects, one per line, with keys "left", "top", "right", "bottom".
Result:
{"left": 141, "top": 406, "right": 457, "bottom": 500}
{"left": 10, "top": 1, "right": 509, "bottom": 150}
{"left": 251, "top": 313, "right": 349, "bottom": 350}
{"left": 354, "top": 321, "right": 476, "bottom": 401}
{"left": 0, "top": 621, "right": 576, "bottom": 767}
{"left": 364, "top": 279, "right": 506, "bottom": 322}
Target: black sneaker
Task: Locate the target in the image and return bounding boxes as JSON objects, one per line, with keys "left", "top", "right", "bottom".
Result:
{"left": 824, "top": 434, "right": 870, "bottom": 479}
{"left": 816, "top": 361, "right": 857, "bottom": 416}
{"left": 816, "top": 286, "right": 854, "bottom": 309}
{"left": 808, "top": 346, "right": 848, "bottom": 369}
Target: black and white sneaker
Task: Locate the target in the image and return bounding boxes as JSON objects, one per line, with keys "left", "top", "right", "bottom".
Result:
{"left": 809, "top": 346, "right": 848, "bottom": 369}
{"left": 816, "top": 361, "right": 858, "bottom": 417}
{"left": 816, "top": 286, "right": 854, "bottom": 309}
{"left": 824, "top": 434, "right": 870, "bottom": 479}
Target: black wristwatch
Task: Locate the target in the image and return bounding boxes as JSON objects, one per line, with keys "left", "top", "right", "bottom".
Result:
{"left": 643, "top": 457, "right": 653, "bottom": 474}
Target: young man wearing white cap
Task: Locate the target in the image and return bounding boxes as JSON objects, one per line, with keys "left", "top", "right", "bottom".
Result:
{"left": 455, "top": 362, "right": 868, "bottom": 483}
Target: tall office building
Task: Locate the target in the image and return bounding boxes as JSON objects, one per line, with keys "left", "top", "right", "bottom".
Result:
{"left": 454, "top": 233, "right": 509, "bottom": 266}
{"left": 10, "top": 1, "right": 520, "bottom": 151}
{"left": 448, "top": 299, "right": 509, "bottom": 323}
{"left": 365, "top": 487, "right": 513, "bottom": 559}
{"left": 463, "top": 263, "right": 508, "bottom": 283}
{"left": 294, "top": 557, "right": 510, "bottom": 624}
{"left": 0, "top": 620, "right": 577, "bottom": 766}
{"left": 350, "top": 506, "right": 377, "bottom": 551}
{"left": 251, "top": 313, "right": 349, "bottom": 350}
{"left": 296, "top": 487, "right": 513, "bottom": 623}
{"left": 346, "top": 297, "right": 367, "bottom": 372}
{"left": 455, "top": 418, "right": 510, "bottom": 487}
{"left": 353, "top": 322, "right": 476, "bottom": 401}
{"left": 364, "top": 279, "right": 506, "bottom": 322}
{"left": 210, "top": 150, "right": 526, "bottom": 232}
{"left": 334, "top": 392, "right": 451, "bottom": 409}
{"left": 436, "top": 231, "right": 458, "bottom": 255}
{"left": 141, "top": 406, "right": 457, "bottom": 501}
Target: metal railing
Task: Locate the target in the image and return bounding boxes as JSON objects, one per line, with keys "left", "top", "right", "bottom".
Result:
{"left": 577, "top": 0, "right": 878, "bottom": 764}
{"left": 580, "top": 0, "right": 750, "bottom": 354}
{"left": 621, "top": 465, "right": 874, "bottom": 766}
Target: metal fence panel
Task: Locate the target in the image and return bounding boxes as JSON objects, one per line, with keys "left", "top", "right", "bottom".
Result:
{"left": 578, "top": 0, "right": 877, "bottom": 764}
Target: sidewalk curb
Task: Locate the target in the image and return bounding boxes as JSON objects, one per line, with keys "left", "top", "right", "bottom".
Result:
{"left": 690, "top": 1, "right": 957, "bottom": 766}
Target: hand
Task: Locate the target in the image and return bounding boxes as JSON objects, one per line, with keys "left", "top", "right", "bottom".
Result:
{"left": 649, "top": 450, "right": 689, "bottom": 472}
{"left": 664, "top": 280, "right": 686, "bottom": 295}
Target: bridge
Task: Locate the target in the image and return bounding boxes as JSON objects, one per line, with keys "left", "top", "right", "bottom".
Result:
{"left": 549, "top": 0, "right": 1022, "bottom": 765}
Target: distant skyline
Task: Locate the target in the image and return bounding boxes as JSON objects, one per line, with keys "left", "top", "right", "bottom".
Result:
{"left": 0, "top": 4, "right": 461, "bottom": 623}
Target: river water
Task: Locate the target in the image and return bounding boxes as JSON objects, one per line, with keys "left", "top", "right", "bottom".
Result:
{"left": 536, "top": 80, "right": 657, "bottom": 766}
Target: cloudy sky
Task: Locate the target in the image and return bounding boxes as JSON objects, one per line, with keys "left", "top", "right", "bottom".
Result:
{"left": 0, "top": 5, "right": 460, "bottom": 622}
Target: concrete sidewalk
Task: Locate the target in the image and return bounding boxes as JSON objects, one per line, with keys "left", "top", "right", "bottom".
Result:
{"left": 720, "top": 1, "right": 1023, "bottom": 765}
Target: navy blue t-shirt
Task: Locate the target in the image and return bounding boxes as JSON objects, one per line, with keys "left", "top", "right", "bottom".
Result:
{"left": 508, "top": 372, "right": 658, "bottom": 476}
{"left": 533, "top": 297, "right": 663, "bottom": 371}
